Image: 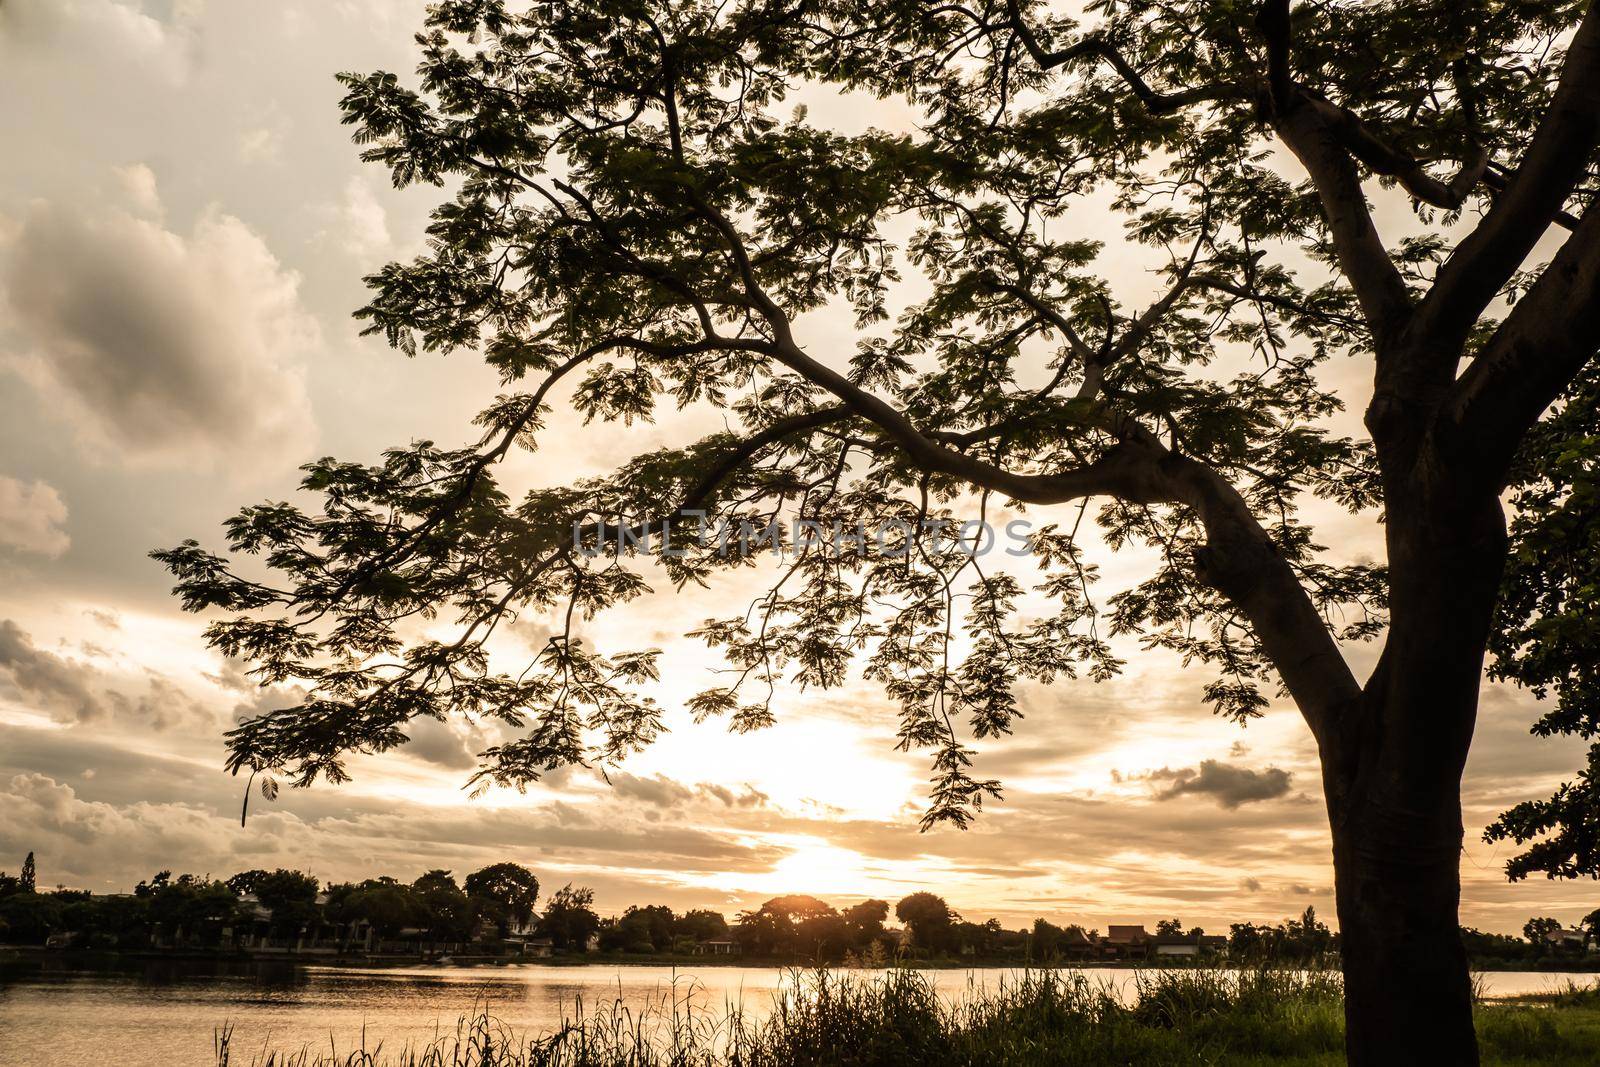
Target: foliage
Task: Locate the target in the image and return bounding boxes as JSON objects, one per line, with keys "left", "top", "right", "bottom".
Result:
{"left": 218, "top": 966, "right": 1600, "bottom": 1067}
{"left": 464, "top": 862, "right": 541, "bottom": 936}
{"left": 249, "top": 869, "right": 322, "bottom": 936}
{"left": 539, "top": 884, "right": 601, "bottom": 951}
{"left": 1227, "top": 907, "right": 1334, "bottom": 962}
{"left": 1489, "top": 363, "right": 1600, "bottom": 880}
{"left": 150, "top": 0, "right": 1431, "bottom": 831}
{"left": 896, "top": 892, "right": 958, "bottom": 954}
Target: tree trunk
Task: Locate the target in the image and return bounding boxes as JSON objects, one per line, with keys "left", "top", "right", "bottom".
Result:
{"left": 1331, "top": 790, "right": 1477, "bottom": 1065}
{"left": 1322, "top": 478, "right": 1507, "bottom": 1065}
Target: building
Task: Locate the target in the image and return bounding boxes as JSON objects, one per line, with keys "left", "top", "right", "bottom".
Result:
{"left": 694, "top": 939, "right": 739, "bottom": 956}
{"left": 1150, "top": 933, "right": 1203, "bottom": 958}
{"left": 1102, "top": 925, "right": 1151, "bottom": 960}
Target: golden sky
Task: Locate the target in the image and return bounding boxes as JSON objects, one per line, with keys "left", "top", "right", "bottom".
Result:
{"left": 0, "top": 0, "right": 1592, "bottom": 936}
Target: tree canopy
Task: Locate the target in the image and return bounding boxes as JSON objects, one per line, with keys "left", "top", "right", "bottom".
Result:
{"left": 154, "top": 0, "right": 1600, "bottom": 896}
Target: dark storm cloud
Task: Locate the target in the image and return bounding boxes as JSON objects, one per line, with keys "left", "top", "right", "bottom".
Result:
{"left": 1148, "top": 760, "right": 1294, "bottom": 809}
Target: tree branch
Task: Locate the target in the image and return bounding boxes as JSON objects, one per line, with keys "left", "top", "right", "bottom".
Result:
{"left": 1447, "top": 201, "right": 1600, "bottom": 484}
{"left": 1256, "top": 0, "right": 1412, "bottom": 337}
{"left": 1418, "top": 3, "right": 1600, "bottom": 347}
{"left": 1004, "top": 0, "right": 1241, "bottom": 115}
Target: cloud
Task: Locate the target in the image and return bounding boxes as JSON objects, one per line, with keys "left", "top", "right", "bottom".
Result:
{"left": 0, "top": 184, "right": 318, "bottom": 471}
{"left": 111, "top": 162, "right": 162, "bottom": 218}
{"left": 316, "top": 176, "right": 392, "bottom": 260}
{"left": 0, "top": 620, "right": 105, "bottom": 722}
{"left": 611, "top": 772, "right": 697, "bottom": 808}
{"left": 0, "top": 619, "right": 214, "bottom": 731}
{"left": 1148, "top": 760, "right": 1294, "bottom": 809}
{"left": 0, "top": 477, "right": 69, "bottom": 557}
{"left": 0, "top": 0, "right": 206, "bottom": 83}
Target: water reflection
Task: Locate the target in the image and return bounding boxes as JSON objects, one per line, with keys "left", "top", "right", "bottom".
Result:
{"left": 0, "top": 959, "right": 1592, "bottom": 1067}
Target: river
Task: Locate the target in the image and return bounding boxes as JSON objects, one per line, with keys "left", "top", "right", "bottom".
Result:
{"left": 0, "top": 958, "right": 1592, "bottom": 1066}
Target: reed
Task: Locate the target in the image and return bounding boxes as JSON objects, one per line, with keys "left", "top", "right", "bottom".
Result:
{"left": 213, "top": 966, "right": 1600, "bottom": 1066}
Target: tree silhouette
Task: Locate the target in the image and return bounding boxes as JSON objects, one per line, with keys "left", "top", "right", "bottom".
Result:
{"left": 896, "top": 892, "right": 957, "bottom": 954}
{"left": 19, "top": 852, "right": 34, "bottom": 894}
{"left": 155, "top": 1, "right": 1600, "bottom": 1060}
{"left": 464, "top": 862, "right": 540, "bottom": 936}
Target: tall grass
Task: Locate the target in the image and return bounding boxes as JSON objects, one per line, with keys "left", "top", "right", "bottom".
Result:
{"left": 212, "top": 966, "right": 1597, "bottom": 1067}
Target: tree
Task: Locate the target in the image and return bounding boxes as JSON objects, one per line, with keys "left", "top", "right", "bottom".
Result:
{"left": 1155, "top": 918, "right": 1184, "bottom": 937}
{"left": 250, "top": 869, "right": 320, "bottom": 938}
{"left": 673, "top": 908, "right": 729, "bottom": 945}
{"left": 0, "top": 892, "right": 60, "bottom": 944}
{"left": 1523, "top": 915, "right": 1563, "bottom": 950}
{"left": 136, "top": 872, "right": 240, "bottom": 946}
{"left": 734, "top": 894, "right": 844, "bottom": 958}
{"left": 154, "top": 1, "right": 1600, "bottom": 1060}
{"left": 413, "top": 870, "right": 474, "bottom": 942}
{"left": 464, "top": 862, "right": 540, "bottom": 936}
{"left": 538, "top": 884, "right": 600, "bottom": 952}
{"left": 19, "top": 852, "right": 35, "bottom": 894}
{"left": 841, "top": 899, "right": 890, "bottom": 950}
{"left": 335, "top": 878, "right": 424, "bottom": 940}
{"left": 895, "top": 893, "right": 957, "bottom": 955}
{"left": 606, "top": 903, "right": 677, "bottom": 952}
{"left": 1583, "top": 908, "right": 1600, "bottom": 946}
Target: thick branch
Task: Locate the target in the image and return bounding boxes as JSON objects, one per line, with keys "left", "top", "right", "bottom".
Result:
{"left": 1257, "top": 0, "right": 1412, "bottom": 337}
{"left": 1447, "top": 200, "right": 1600, "bottom": 484}
{"left": 1418, "top": 3, "right": 1600, "bottom": 346}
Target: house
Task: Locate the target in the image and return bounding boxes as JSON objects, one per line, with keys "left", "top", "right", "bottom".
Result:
{"left": 1544, "top": 927, "right": 1588, "bottom": 952}
{"left": 694, "top": 939, "right": 739, "bottom": 956}
{"left": 1151, "top": 933, "right": 1202, "bottom": 958}
{"left": 1057, "top": 927, "right": 1098, "bottom": 961}
{"left": 1102, "top": 925, "right": 1151, "bottom": 960}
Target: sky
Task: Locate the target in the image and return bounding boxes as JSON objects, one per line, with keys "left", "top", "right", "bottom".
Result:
{"left": 0, "top": 0, "right": 1592, "bottom": 937}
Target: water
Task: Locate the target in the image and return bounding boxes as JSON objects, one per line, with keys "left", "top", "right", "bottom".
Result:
{"left": 0, "top": 958, "right": 1591, "bottom": 1067}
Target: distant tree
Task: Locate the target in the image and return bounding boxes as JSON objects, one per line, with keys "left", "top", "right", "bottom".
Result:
{"left": 134, "top": 871, "right": 174, "bottom": 898}
{"left": 1460, "top": 926, "right": 1534, "bottom": 964}
{"left": 1155, "top": 918, "right": 1184, "bottom": 937}
{"left": 953, "top": 918, "right": 1002, "bottom": 955}
{"left": 735, "top": 895, "right": 844, "bottom": 958}
{"left": 251, "top": 870, "right": 320, "bottom": 937}
{"left": 19, "top": 853, "right": 35, "bottom": 894}
{"left": 673, "top": 908, "right": 729, "bottom": 945}
{"left": 1582, "top": 908, "right": 1600, "bottom": 946}
{"left": 1524, "top": 915, "right": 1564, "bottom": 948}
{"left": 896, "top": 893, "right": 957, "bottom": 955}
{"left": 135, "top": 873, "right": 240, "bottom": 946}
{"left": 0, "top": 873, "right": 19, "bottom": 899}
{"left": 464, "top": 863, "right": 540, "bottom": 936}
{"left": 337, "top": 878, "right": 424, "bottom": 939}
{"left": 613, "top": 904, "right": 676, "bottom": 952}
{"left": 0, "top": 892, "right": 61, "bottom": 944}
{"left": 225, "top": 870, "right": 268, "bottom": 896}
{"left": 841, "top": 899, "right": 890, "bottom": 950}
{"left": 539, "top": 884, "right": 600, "bottom": 952}
{"left": 1030, "top": 918, "right": 1067, "bottom": 960}
{"left": 412, "top": 870, "right": 474, "bottom": 942}
{"left": 59, "top": 893, "right": 150, "bottom": 949}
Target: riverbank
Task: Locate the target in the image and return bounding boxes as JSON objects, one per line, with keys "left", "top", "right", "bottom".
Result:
{"left": 9, "top": 943, "right": 1594, "bottom": 973}
{"left": 206, "top": 968, "right": 1600, "bottom": 1066}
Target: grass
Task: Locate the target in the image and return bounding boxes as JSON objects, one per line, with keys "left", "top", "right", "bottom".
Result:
{"left": 213, "top": 967, "right": 1600, "bottom": 1066}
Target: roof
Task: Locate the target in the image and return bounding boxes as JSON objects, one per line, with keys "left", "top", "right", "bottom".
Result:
{"left": 1106, "top": 925, "right": 1149, "bottom": 943}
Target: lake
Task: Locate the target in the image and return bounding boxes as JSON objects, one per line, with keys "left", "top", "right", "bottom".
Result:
{"left": 0, "top": 958, "right": 1592, "bottom": 1066}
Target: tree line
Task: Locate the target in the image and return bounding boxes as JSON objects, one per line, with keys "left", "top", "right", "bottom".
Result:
{"left": 3, "top": 854, "right": 1586, "bottom": 965}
